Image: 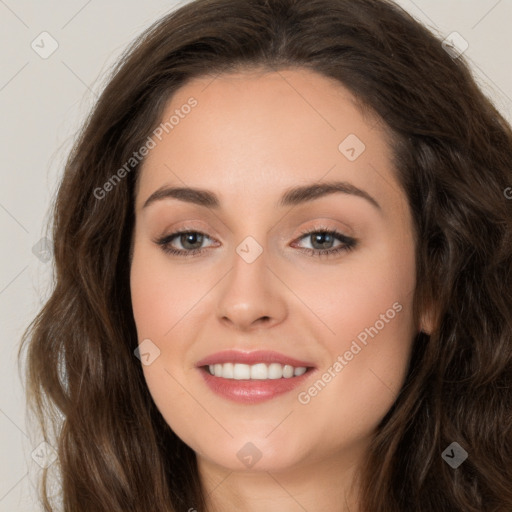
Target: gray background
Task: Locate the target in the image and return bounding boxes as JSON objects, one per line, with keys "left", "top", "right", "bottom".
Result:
{"left": 1, "top": 1, "right": 511, "bottom": 510}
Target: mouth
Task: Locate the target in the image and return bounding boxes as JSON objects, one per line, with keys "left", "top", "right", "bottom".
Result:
{"left": 196, "top": 350, "right": 317, "bottom": 404}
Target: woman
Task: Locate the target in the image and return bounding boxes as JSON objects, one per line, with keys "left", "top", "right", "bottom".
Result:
{"left": 20, "top": 0, "right": 512, "bottom": 510}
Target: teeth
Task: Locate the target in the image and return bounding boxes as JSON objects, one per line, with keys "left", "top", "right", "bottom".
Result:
{"left": 293, "top": 366, "right": 307, "bottom": 376}
{"left": 251, "top": 363, "right": 268, "bottom": 379}
{"left": 207, "top": 362, "right": 308, "bottom": 379}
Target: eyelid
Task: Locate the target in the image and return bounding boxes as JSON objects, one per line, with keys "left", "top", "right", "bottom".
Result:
{"left": 296, "top": 219, "right": 355, "bottom": 238}
{"left": 156, "top": 220, "right": 351, "bottom": 244}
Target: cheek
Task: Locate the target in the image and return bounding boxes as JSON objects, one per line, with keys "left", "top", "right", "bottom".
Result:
{"left": 297, "top": 242, "right": 416, "bottom": 424}
{"left": 129, "top": 241, "right": 196, "bottom": 398}
{"left": 296, "top": 238, "right": 416, "bottom": 349}
{"left": 130, "top": 242, "right": 204, "bottom": 446}
{"left": 130, "top": 241, "right": 203, "bottom": 339}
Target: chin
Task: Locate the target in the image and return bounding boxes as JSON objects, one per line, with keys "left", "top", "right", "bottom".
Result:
{"left": 192, "top": 432, "right": 311, "bottom": 473}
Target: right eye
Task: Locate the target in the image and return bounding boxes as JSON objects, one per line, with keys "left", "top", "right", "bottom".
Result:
{"left": 155, "top": 230, "right": 217, "bottom": 257}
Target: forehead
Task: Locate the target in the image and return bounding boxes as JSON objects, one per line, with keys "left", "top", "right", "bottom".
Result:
{"left": 135, "top": 68, "right": 403, "bottom": 216}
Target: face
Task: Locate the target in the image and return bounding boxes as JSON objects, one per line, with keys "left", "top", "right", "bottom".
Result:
{"left": 130, "top": 68, "right": 426, "bottom": 475}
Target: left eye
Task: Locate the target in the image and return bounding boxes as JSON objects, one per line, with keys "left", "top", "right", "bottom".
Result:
{"left": 155, "top": 228, "right": 357, "bottom": 258}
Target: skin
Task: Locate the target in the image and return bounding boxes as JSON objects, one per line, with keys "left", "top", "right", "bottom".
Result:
{"left": 130, "top": 68, "right": 431, "bottom": 512}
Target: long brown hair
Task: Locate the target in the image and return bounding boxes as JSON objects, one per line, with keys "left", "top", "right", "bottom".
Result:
{"left": 19, "top": 0, "right": 512, "bottom": 510}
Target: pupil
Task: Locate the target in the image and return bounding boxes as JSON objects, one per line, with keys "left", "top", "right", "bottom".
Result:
{"left": 182, "top": 233, "right": 202, "bottom": 249}
{"left": 313, "top": 233, "right": 333, "bottom": 250}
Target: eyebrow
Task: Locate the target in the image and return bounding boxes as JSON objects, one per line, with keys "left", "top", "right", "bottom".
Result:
{"left": 142, "top": 180, "right": 382, "bottom": 212}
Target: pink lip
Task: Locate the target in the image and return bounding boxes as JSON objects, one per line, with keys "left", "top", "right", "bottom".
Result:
{"left": 199, "top": 367, "right": 315, "bottom": 404}
{"left": 195, "top": 350, "right": 317, "bottom": 404}
{"left": 196, "top": 349, "right": 315, "bottom": 368}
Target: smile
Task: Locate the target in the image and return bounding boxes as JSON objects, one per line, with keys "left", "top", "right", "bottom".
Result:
{"left": 196, "top": 350, "right": 316, "bottom": 404}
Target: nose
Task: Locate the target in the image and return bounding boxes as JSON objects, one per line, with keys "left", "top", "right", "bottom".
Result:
{"left": 216, "top": 246, "right": 288, "bottom": 331}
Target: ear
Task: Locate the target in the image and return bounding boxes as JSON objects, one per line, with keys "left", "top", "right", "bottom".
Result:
{"left": 419, "top": 303, "right": 436, "bottom": 335}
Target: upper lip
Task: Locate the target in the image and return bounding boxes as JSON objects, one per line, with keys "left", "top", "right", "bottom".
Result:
{"left": 196, "top": 350, "right": 315, "bottom": 368}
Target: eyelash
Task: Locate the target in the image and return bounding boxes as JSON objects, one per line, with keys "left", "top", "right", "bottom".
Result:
{"left": 155, "top": 226, "right": 357, "bottom": 259}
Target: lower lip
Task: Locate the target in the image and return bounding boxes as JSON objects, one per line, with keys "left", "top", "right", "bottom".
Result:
{"left": 198, "top": 367, "right": 315, "bottom": 404}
